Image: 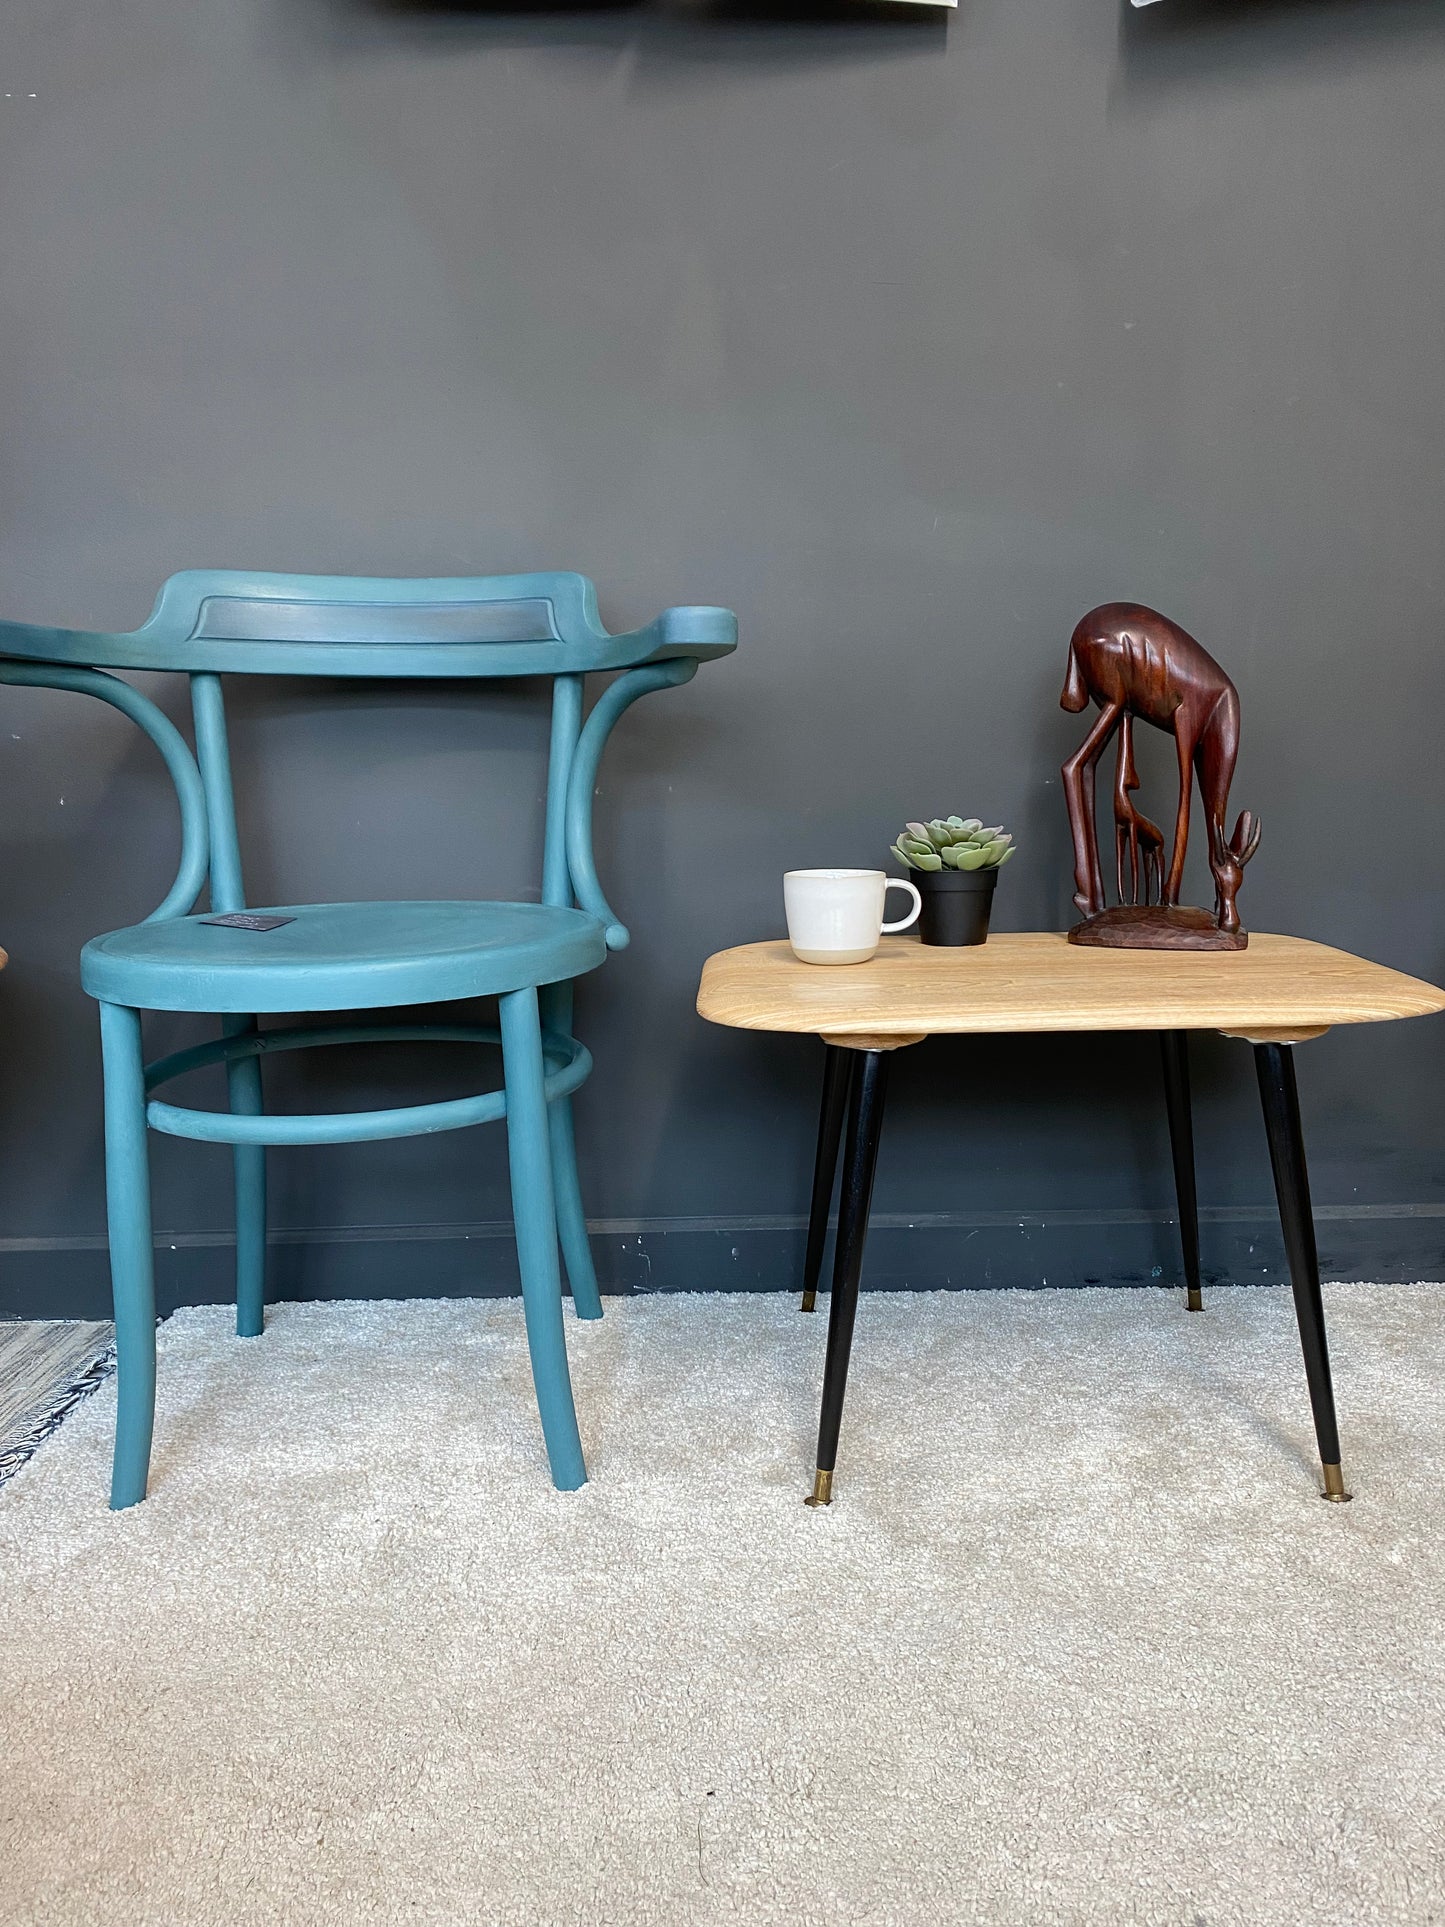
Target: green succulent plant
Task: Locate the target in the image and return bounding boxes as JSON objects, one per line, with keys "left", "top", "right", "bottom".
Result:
{"left": 891, "top": 817, "right": 1016, "bottom": 874}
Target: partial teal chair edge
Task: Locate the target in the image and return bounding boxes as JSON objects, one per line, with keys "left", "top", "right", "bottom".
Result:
{"left": 0, "top": 661, "right": 210, "bottom": 921}
{"left": 0, "top": 571, "right": 736, "bottom": 1507}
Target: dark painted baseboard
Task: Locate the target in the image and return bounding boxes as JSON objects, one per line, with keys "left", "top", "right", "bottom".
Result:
{"left": 4, "top": 1206, "right": 1444, "bottom": 1320}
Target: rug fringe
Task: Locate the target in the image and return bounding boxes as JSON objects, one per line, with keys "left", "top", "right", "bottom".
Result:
{"left": 0, "top": 1344, "right": 117, "bottom": 1487}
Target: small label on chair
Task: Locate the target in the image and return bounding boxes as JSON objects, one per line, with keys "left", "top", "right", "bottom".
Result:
{"left": 200, "top": 913, "right": 296, "bottom": 932}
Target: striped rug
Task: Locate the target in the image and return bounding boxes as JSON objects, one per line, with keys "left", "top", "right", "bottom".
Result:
{"left": 0, "top": 1320, "right": 114, "bottom": 1486}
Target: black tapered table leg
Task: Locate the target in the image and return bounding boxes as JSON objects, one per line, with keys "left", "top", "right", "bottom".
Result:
{"left": 1160, "top": 1031, "right": 1203, "bottom": 1312}
{"left": 1254, "top": 1042, "right": 1352, "bottom": 1502}
{"left": 805, "top": 1049, "right": 890, "bottom": 1507}
{"left": 801, "top": 1045, "right": 854, "bottom": 1313}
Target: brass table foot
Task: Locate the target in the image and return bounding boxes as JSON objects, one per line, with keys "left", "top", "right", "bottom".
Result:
{"left": 800, "top": 1290, "right": 816, "bottom": 1314}
{"left": 1186, "top": 1287, "right": 1203, "bottom": 1313}
{"left": 803, "top": 1467, "right": 834, "bottom": 1507}
{"left": 1321, "top": 1462, "right": 1353, "bottom": 1503}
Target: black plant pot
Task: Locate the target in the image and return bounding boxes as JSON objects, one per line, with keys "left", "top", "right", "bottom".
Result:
{"left": 916, "top": 866, "right": 998, "bottom": 947}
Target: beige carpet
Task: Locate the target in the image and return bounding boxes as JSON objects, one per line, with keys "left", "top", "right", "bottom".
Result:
{"left": 4, "top": 1284, "right": 1444, "bottom": 1926}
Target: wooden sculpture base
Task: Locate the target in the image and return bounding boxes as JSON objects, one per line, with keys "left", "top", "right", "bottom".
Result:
{"left": 1068, "top": 905, "right": 1248, "bottom": 951}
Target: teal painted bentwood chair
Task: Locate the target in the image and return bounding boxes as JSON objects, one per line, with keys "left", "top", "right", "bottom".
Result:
{"left": 0, "top": 571, "right": 736, "bottom": 1506}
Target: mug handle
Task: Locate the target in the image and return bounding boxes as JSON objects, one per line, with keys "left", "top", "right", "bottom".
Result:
{"left": 881, "top": 877, "right": 923, "bottom": 933}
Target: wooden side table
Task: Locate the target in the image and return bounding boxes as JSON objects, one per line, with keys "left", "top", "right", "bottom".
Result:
{"left": 697, "top": 933, "right": 1445, "bottom": 1508}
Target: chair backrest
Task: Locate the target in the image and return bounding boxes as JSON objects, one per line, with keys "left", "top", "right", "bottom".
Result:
{"left": 0, "top": 569, "right": 736, "bottom": 940}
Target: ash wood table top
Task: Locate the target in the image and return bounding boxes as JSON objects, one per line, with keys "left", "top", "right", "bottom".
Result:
{"left": 696, "top": 933, "right": 1445, "bottom": 1050}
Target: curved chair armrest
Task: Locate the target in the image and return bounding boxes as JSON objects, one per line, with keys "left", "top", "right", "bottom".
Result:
{"left": 0, "top": 657, "right": 209, "bottom": 922}
{"left": 603, "top": 604, "right": 738, "bottom": 669}
{"left": 0, "top": 616, "right": 127, "bottom": 669}
{"left": 565, "top": 656, "right": 700, "bottom": 950}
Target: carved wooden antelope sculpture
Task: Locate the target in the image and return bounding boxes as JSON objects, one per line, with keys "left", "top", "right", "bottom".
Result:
{"left": 1060, "top": 603, "right": 1261, "bottom": 947}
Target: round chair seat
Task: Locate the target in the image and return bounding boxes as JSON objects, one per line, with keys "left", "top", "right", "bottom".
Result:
{"left": 80, "top": 900, "right": 607, "bottom": 1013}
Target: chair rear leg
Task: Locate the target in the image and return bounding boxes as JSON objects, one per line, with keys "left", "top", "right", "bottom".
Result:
{"left": 538, "top": 981, "right": 602, "bottom": 1321}
{"left": 224, "top": 1018, "right": 267, "bottom": 1339}
{"left": 547, "top": 1095, "right": 604, "bottom": 1321}
{"left": 500, "top": 985, "right": 588, "bottom": 1491}
{"left": 99, "top": 1002, "right": 158, "bottom": 1510}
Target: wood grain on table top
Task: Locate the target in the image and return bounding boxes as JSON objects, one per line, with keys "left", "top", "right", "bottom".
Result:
{"left": 696, "top": 933, "right": 1445, "bottom": 1040}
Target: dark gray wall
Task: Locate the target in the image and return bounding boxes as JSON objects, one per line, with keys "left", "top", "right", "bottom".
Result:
{"left": 3, "top": 0, "right": 1444, "bottom": 1315}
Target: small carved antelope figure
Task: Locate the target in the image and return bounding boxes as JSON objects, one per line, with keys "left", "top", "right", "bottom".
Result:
{"left": 1112, "top": 712, "right": 1165, "bottom": 909}
{"left": 1060, "top": 603, "right": 1261, "bottom": 934}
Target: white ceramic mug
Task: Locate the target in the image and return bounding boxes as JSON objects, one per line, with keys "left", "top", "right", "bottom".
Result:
{"left": 783, "top": 868, "right": 922, "bottom": 965}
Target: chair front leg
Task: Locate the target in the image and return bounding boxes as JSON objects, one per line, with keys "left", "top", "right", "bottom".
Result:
{"left": 99, "top": 1002, "right": 158, "bottom": 1510}
{"left": 500, "top": 985, "right": 588, "bottom": 1491}
{"left": 224, "top": 1017, "right": 267, "bottom": 1339}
